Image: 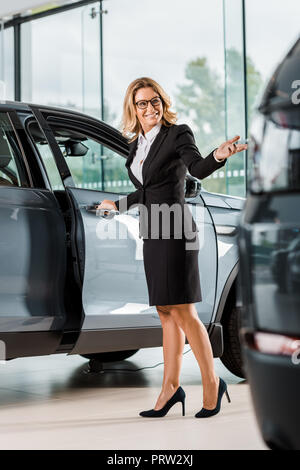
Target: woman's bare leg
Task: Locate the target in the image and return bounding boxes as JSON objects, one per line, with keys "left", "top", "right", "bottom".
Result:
{"left": 169, "top": 303, "right": 219, "bottom": 409}
{"left": 154, "top": 305, "right": 186, "bottom": 410}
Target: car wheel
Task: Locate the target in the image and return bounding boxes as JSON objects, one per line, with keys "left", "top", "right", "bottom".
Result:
{"left": 80, "top": 349, "right": 139, "bottom": 363}
{"left": 220, "top": 306, "right": 245, "bottom": 378}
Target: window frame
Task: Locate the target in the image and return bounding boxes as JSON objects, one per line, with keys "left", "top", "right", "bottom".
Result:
{"left": 25, "top": 116, "right": 63, "bottom": 191}
{"left": 0, "top": 110, "right": 32, "bottom": 188}
{"left": 46, "top": 115, "right": 128, "bottom": 158}
{"left": 24, "top": 106, "right": 131, "bottom": 193}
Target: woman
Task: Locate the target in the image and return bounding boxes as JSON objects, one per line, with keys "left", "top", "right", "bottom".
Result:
{"left": 98, "top": 77, "right": 247, "bottom": 418}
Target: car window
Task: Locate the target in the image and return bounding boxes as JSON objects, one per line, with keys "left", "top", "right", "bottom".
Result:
{"left": 249, "top": 119, "right": 300, "bottom": 193}
{"left": 47, "top": 123, "right": 133, "bottom": 194}
{"left": 248, "top": 39, "right": 300, "bottom": 195}
{"left": 0, "top": 113, "right": 26, "bottom": 188}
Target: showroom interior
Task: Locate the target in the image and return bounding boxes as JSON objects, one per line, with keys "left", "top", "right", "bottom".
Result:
{"left": 0, "top": 0, "right": 299, "bottom": 452}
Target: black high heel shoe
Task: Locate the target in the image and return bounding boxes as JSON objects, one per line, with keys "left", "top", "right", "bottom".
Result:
{"left": 195, "top": 377, "right": 231, "bottom": 418}
{"left": 139, "top": 386, "right": 186, "bottom": 417}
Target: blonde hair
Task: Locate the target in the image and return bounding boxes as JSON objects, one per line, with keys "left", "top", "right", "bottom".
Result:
{"left": 121, "top": 77, "right": 177, "bottom": 142}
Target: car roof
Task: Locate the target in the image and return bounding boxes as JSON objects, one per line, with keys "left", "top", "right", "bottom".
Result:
{"left": 0, "top": 100, "right": 129, "bottom": 152}
{"left": 0, "top": 100, "right": 124, "bottom": 136}
{"left": 1, "top": 100, "right": 98, "bottom": 119}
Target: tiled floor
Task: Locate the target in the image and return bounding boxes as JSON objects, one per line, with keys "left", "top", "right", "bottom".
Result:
{"left": 0, "top": 346, "right": 268, "bottom": 450}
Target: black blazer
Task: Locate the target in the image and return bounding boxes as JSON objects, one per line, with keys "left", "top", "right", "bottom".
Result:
{"left": 115, "top": 123, "right": 227, "bottom": 239}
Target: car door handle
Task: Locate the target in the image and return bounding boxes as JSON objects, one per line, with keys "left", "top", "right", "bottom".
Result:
{"left": 84, "top": 205, "right": 119, "bottom": 219}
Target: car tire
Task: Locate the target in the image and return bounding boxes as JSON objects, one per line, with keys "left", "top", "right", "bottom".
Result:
{"left": 80, "top": 349, "right": 139, "bottom": 363}
{"left": 220, "top": 306, "right": 245, "bottom": 378}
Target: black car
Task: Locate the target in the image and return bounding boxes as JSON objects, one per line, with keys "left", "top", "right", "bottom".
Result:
{"left": 270, "top": 234, "right": 300, "bottom": 293}
{"left": 0, "top": 100, "right": 246, "bottom": 376}
{"left": 238, "top": 36, "right": 300, "bottom": 449}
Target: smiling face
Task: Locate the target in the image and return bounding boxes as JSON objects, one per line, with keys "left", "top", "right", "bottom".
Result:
{"left": 134, "top": 87, "right": 163, "bottom": 134}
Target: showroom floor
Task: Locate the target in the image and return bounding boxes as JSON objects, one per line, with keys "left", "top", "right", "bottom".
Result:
{"left": 0, "top": 345, "right": 268, "bottom": 450}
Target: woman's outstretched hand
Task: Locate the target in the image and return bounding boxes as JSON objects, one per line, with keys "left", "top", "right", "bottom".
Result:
{"left": 215, "top": 135, "right": 248, "bottom": 160}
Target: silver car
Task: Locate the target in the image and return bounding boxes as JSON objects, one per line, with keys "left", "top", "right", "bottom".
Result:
{"left": 0, "top": 101, "right": 245, "bottom": 377}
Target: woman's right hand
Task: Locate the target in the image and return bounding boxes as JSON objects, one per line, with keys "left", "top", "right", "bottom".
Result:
{"left": 96, "top": 199, "right": 118, "bottom": 212}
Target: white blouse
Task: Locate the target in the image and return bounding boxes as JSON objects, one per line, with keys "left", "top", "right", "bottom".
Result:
{"left": 130, "top": 123, "right": 224, "bottom": 184}
{"left": 130, "top": 123, "right": 162, "bottom": 184}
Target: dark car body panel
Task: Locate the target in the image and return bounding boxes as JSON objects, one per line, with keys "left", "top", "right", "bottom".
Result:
{"left": 238, "top": 36, "right": 300, "bottom": 449}
{"left": 239, "top": 192, "right": 300, "bottom": 335}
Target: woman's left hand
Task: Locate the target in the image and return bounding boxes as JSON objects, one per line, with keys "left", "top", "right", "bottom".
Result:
{"left": 215, "top": 135, "right": 248, "bottom": 160}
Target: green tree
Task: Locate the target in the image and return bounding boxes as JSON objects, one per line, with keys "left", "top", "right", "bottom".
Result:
{"left": 175, "top": 56, "right": 225, "bottom": 158}
{"left": 175, "top": 48, "right": 263, "bottom": 195}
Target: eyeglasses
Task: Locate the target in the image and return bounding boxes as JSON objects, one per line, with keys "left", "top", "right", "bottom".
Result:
{"left": 135, "top": 96, "right": 162, "bottom": 110}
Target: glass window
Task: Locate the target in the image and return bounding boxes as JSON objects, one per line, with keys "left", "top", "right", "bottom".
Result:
{"left": 21, "top": 2, "right": 101, "bottom": 118}
{"left": 223, "top": 0, "right": 248, "bottom": 197}
{"left": 0, "top": 113, "right": 27, "bottom": 187}
{"left": 103, "top": 0, "right": 227, "bottom": 195}
{"left": 0, "top": 26, "right": 14, "bottom": 100}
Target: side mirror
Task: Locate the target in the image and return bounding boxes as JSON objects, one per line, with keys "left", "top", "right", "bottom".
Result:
{"left": 65, "top": 140, "right": 89, "bottom": 157}
{"left": 185, "top": 174, "right": 201, "bottom": 198}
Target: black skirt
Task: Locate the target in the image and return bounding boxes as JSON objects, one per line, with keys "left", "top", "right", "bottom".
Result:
{"left": 142, "top": 232, "right": 202, "bottom": 307}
